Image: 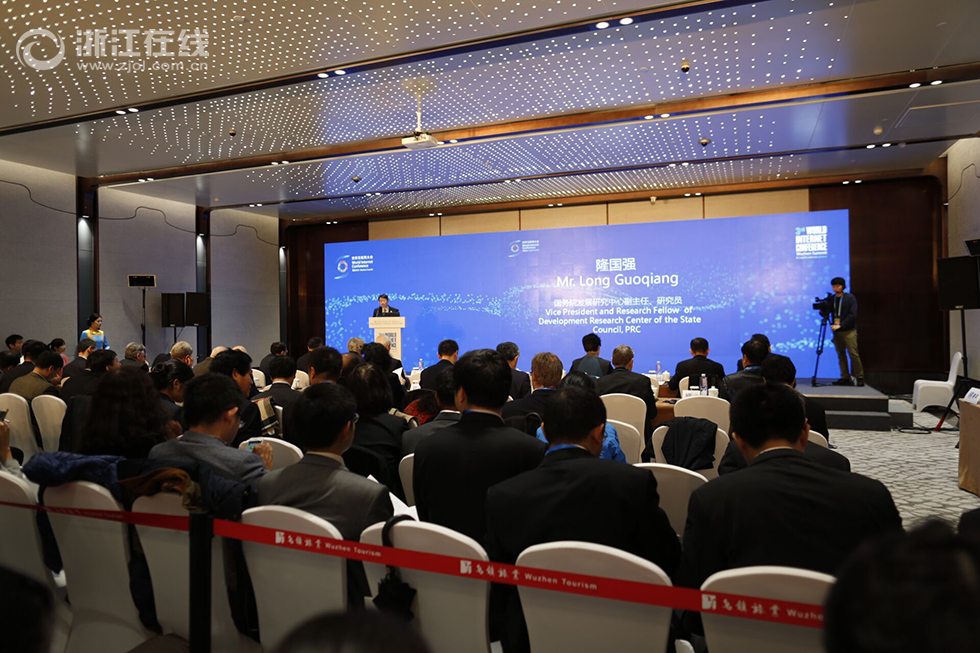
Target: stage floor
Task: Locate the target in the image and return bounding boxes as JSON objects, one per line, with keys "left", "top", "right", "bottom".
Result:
{"left": 796, "top": 380, "right": 887, "bottom": 399}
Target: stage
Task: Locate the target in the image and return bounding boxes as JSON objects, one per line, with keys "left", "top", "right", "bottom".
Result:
{"left": 799, "top": 380, "right": 913, "bottom": 431}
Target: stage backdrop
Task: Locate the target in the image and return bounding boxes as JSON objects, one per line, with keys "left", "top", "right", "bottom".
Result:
{"left": 325, "top": 209, "right": 849, "bottom": 377}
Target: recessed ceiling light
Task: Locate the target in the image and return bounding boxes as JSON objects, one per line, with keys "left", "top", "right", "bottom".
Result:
{"left": 930, "top": 80, "right": 943, "bottom": 85}
{"left": 256, "top": 204, "right": 262, "bottom": 207}
{"left": 429, "top": 213, "right": 435, "bottom": 216}
{"left": 643, "top": 115, "right": 654, "bottom": 120}
{"left": 449, "top": 139, "right": 458, "bottom": 143}
{"left": 695, "top": 192, "right": 702, "bottom": 196}
{"left": 271, "top": 161, "right": 279, "bottom": 165}
{"left": 660, "top": 113, "right": 670, "bottom": 118}
{"left": 317, "top": 73, "right": 328, "bottom": 79}
{"left": 127, "top": 108, "right": 139, "bottom": 113}
{"left": 115, "top": 110, "right": 127, "bottom": 115}
{"left": 619, "top": 17, "right": 634, "bottom": 25}
{"left": 280, "top": 161, "right": 289, "bottom": 164}
{"left": 909, "top": 82, "right": 921, "bottom": 88}
{"left": 668, "top": 163, "right": 677, "bottom": 168}
{"left": 548, "top": 204, "right": 554, "bottom": 207}
{"left": 595, "top": 21, "right": 610, "bottom": 29}
{"left": 882, "top": 143, "right": 892, "bottom": 147}
{"left": 146, "top": 178, "right": 154, "bottom": 181}
{"left": 854, "top": 180, "right": 862, "bottom": 184}
{"left": 335, "top": 69, "right": 347, "bottom": 75}
{"left": 557, "top": 204, "right": 563, "bottom": 207}
{"left": 681, "top": 162, "right": 691, "bottom": 166}
{"left": 842, "top": 181, "right": 850, "bottom": 185}
{"left": 138, "top": 178, "right": 146, "bottom": 182}
{"left": 684, "top": 193, "right": 692, "bottom": 197}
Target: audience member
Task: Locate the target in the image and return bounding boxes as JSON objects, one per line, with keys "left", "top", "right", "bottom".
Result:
{"left": 209, "top": 349, "right": 262, "bottom": 447}
{"left": 401, "top": 366, "right": 459, "bottom": 457}
{"left": 534, "top": 372, "right": 626, "bottom": 462}
{"left": 720, "top": 339, "right": 767, "bottom": 401}
{"left": 283, "top": 346, "right": 343, "bottom": 439}
{"left": 150, "top": 359, "right": 195, "bottom": 421}
{"left": 120, "top": 342, "right": 148, "bottom": 371}
{"left": 258, "top": 341, "right": 287, "bottom": 381}
{"left": 1, "top": 420, "right": 26, "bottom": 480}
{"left": 60, "top": 348, "right": 119, "bottom": 403}
{"left": 595, "top": 344, "right": 657, "bottom": 447}
{"left": 825, "top": 521, "right": 980, "bottom": 653}
{"left": 0, "top": 350, "right": 19, "bottom": 381}
{"left": 48, "top": 338, "right": 68, "bottom": 367}
{"left": 374, "top": 334, "right": 404, "bottom": 374}
{"left": 486, "top": 386, "right": 680, "bottom": 652}
{"left": 254, "top": 355, "right": 301, "bottom": 409}
{"left": 5, "top": 333, "right": 24, "bottom": 355}
{"left": 414, "top": 349, "right": 546, "bottom": 543}
{"left": 502, "top": 352, "right": 562, "bottom": 420}
{"left": 0, "top": 566, "right": 54, "bottom": 653}
{"left": 669, "top": 337, "right": 726, "bottom": 392}
{"left": 568, "top": 333, "right": 612, "bottom": 378}
{"left": 361, "top": 342, "right": 405, "bottom": 408}
{"left": 61, "top": 338, "right": 96, "bottom": 380}
{"left": 419, "top": 339, "right": 458, "bottom": 390}
{"left": 677, "top": 383, "right": 901, "bottom": 595}
{"left": 496, "top": 341, "right": 531, "bottom": 400}
{"left": 258, "top": 383, "right": 393, "bottom": 604}
{"left": 10, "top": 350, "right": 62, "bottom": 402}
{"left": 402, "top": 389, "right": 439, "bottom": 426}
{"left": 276, "top": 611, "right": 431, "bottom": 653}
{"left": 193, "top": 346, "right": 228, "bottom": 376}
{"left": 295, "top": 337, "right": 323, "bottom": 377}
{"left": 762, "top": 354, "right": 828, "bottom": 436}
{"left": 338, "top": 351, "right": 364, "bottom": 386}
{"left": 79, "top": 313, "right": 109, "bottom": 350}
{"left": 170, "top": 340, "right": 194, "bottom": 367}
{"left": 0, "top": 339, "right": 46, "bottom": 394}
{"left": 735, "top": 333, "right": 785, "bottom": 371}
{"left": 346, "top": 336, "right": 365, "bottom": 354}
{"left": 344, "top": 362, "right": 410, "bottom": 496}
{"left": 149, "top": 374, "right": 272, "bottom": 485}
{"left": 77, "top": 367, "right": 175, "bottom": 458}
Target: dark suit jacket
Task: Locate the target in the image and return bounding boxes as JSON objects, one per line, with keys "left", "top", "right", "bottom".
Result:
{"left": 718, "top": 439, "right": 850, "bottom": 475}
{"left": 353, "top": 412, "right": 411, "bottom": 493}
{"left": 834, "top": 292, "right": 858, "bottom": 331}
{"left": 720, "top": 367, "right": 764, "bottom": 401}
{"left": 595, "top": 367, "right": 658, "bottom": 437}
{"left": 372, "top": 307, "right": 401, "bottom": 317}
{"left": 414, "top": 411, "right": 546, "bottom": 543}
{"left": 295, "top": 351, "right": 314, "bottom": 377}
{"left": 120, "top": 358, "right": 148, "bottom": 372}
{"left": 231, "top": 397, "right": 262, "bottom": 449}
{"left": 802, "top": 395, "right": 829, "bottom": 438}
{"left": 10, "top": 371, "right": 59, "bottom": 402}
{"left": 419, "top": 359, "right": 452, "bottom": 391}
{"left": 669, "top": 355, "right": 726, "bottom": 391}
{"left": 508, "top": 368, "right": 531, "bottom": 400}
{"left": 501, "top": 388, "right": 555, "bottom": 421}
{"left": 192, "top": 357, "right": 213, "bottom": 377}
{"left": 677, "top": 448, "right": 901, "bottom": 591}
{"left": 254, "top": 382, "right": 302, "bottom": 410}
{"left": 569, "top": 354, "right": 612, "bottom": 377}
{"left": 61, "top": 356, "right": 88, "bottom": 382}
{"left": 60, "top": 370, "right": 101, "bottom": 403}
{"left": 401, "top": 411, "right": 460, "bottom": 457}
{"left": 258, "top": 353, "right": 277, "bottom": 380}
{"left": 0, "top": 361, "right": 34, "bottom": 394}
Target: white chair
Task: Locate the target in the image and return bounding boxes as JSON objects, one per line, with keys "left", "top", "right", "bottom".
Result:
{"left": 45, "top": 481, "right": 151, "bottom": 653}
{"left": 517, "top": 542, "right": 674, "bottom": 653}
{"left": 674, "top": 395, "right": 731, "bottom": 434}
{"left": 653, "top": 425, "right": 730, "bottom": 480}
{"left": 238, "top": 437, "right": 303, "bottom": 470}
{"left": 607, "top": 419, "right": 642, "bottom": 464}
{"left": 0, "top": 474, "right": 72, "bottom": 653}
{"left": 0, "top": 393, "right": 38, "bottom": 462}
{"left": 913, "top": 351, "right": 962, "bottom": 411}
{"left": 399, "top": 453, "right": 415, "bottom": 506}
{"left": 808, "top": 431, "right": 829, "bottom": 448}
{"left": 293, "top": 370, "right": 310, "bottom": 390}
{"left": 251, "top": 368, "right": 267, "bottom": 388}
{"left": 679, "top": 376, "right": 691, "bottom": 392}
{"left": 361, "top": 520, "right": 491, "bottom": 653}
{"left": 274, "top": 405, "right": 284, "bottom": 433}
{"left": 701, "top": 566, "right": 835, "bottom": 653}
{"left": 600, "top": 394, "right": 647, "bottom": 446}
{"left": 32, "top": 395, "right": 67, "bottom": 452}
{"left": 133, "top": 493, "right": 260, "bottom": 653}
{"left": 634, "top": 463, "right": 708, "bottom": 535}
{"left": 241, "top": 506, "right": 347, "bottom": 652}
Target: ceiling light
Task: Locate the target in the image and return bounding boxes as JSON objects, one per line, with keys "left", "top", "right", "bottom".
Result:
{"left": 695, "top": 193, "right": 702, "bottom": 196}
{"left": 557, "top": 204, "right": 563, "bottom": 207}
{"left": 854, "top": 180, "right": 863, "bottom": 184}
{"left": 842, "top": 181, "right": 850, "bottom": 185}
{"left": 548, "top": 204, "right": 554, "bottom": 207}
{"left": 317, "top": 73, "right": 328, "bottom": 79}
{"left": 866, "top": 144, "right": 876, "bottom": 149}
{"left": 660, "top": 113, "right": 670, "bottom": 118}
{"left": 429, "top": 213, "right": 435, "bottom": 216}
{"left": 595, "top": 21, "right": 610, "bottom": 29}
{"left": 908, "top": 82, "right": 921, "bottom": 88}
{"left": 249, "top": 204, "right": 255, "bottom": 207}
{"left": 256, "top": 204, "right": 263, "bottom": 207}
{"left": 280, "top": 161, "right": 289, "bottom": 164}
{"left": 335, "top": 69, "right": 347, "bottom": 75}
{"left": 138, "top": 178, "right": 146, "bottom": 182}
{"left": 684, "top": 193, "right": 692, "bottom": 197}
{"left": 115, "top": 110, "right": 127, "bottom": 115}
{"left": 619, "top": 17, "right": 634, "bottom": 25}
{"left": 449, "top": 139, "right": 458, "bottom": 143}
{"left": 146, "top": 178, "right": 154, "bottom": 181}
{"left": 681, "top": 162, "right": 691, "bottom": 166}
{"left": 668, "top": 163, "right": 677, "bottom": 168}
{"left": 271, "top": 161, "right": 279, "bottom": 165}
{"left": 882, "top": 143, "right": 892, "bottom": 147}
{"left": 643, "top": 115, "right": 654, "bottom": 120}
{"left": 127, "top": 108, "right": 139, "bottom": 113}
{"left": 930, "top": 80, "right": 943, "bottom": 85}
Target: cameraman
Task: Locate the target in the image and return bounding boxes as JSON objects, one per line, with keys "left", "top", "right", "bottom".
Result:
{"left": 830, "top": 277, "right": 864, "bottom": 387}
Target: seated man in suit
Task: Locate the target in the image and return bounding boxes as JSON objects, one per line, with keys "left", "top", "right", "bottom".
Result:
{"left": 0, "top": 340, "right": 46, "bottom": 394}
{"left": 677, "top": 383, "right": 902, "bottom": 604}
{"left": 401, "top": 366, "right": 459, "bottom": 457}
{"left": 9, "top": 350, "right": 62, "bottom": 402}
{"left": 373, "top": 334, "right": 404, "bottom": 374}
{"left": 595, "top": 344, "right": 657, "bottom": 450}
{"left": 120, "top": 342, "right": 149, "bottom": 371}
{"left": 209, "top": 349, "right": 263, "bottom": 448}
{"left": 149, "top": 374, "right": 272, "bottom": 486}
{"left": 347, "top": 337, "right": 365, "bottom": 354}
{"left": 0, "top": 351, "right": 18, "bottom": 384}
{"left": 192, "top": 346, "right": 227, "bottom": 377}
{"left": 501, "top": 352, "right": 561, "bottom": 420}
{"left": 61, "top": 338, "right": 96, "bottom": 382}
{"left": 419, "top": 339, "right": 458, "bottom": 390}
{"left": 295, "top": 337, "right": 322, "bottom": 378}
{"left": 720, "top": 339, "right": 767, "bottom": 401}
{"left": 60, "top": 349, "right": 120, "bottom": 403}
{"left": 258, "top": 382, "right": 393, "bottom": 605}
{"left": 169, "top": 340, "right": 194, "bottom": 367}
{"left": 257, "top": 341, "right": 286, "bottom": 381}
{"left": 414, "top": 348, "right": 546, "bottom": 544}
{"left": 283, "top": 346, "right": 343, "bottom": 441}
{"left": 254, "top": 355, "right": 301, "bottom": 409}
{"left": 496, "top": 342, "right": 531, "bottom": 400}
{"left": 568, "top": 333, "right": 612, "bottom": 378}
{"left": 372, "top": 293, "right": 400, "bottom": 317}
{"left": 669, "top": 337, "right": 726, "bottom": 392}
{"left": 487, "top": 386, "right": 681, "bottom": 652}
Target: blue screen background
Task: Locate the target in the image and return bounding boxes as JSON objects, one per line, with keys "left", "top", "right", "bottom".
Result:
{"left": 325, "top": 210, "right": 849, "bottom": 376}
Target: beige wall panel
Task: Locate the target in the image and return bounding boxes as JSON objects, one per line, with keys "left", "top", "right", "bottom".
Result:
{"left": 947, "top": 139, "right": 980, "bottom": 378}
{"left": 520, "top": 204, "right": 607, "bottom": 231}
{"left": 441, "top": 211, "right": 520, "bottom": 235}
{"left": 608, "top": 197, "right": 704, "bottom": 224}
{"left": 369, "top": 218, "right": 440, "bottom": 240}
{"left": 703, "top": 189, "right": 810, "bottom": 219}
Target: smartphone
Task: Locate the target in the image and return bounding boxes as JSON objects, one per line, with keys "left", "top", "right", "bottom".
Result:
{"left": 246, "top": 441, "right": 259, "bottom": 452}
{"left": 0, "top": 409, "right": 7, "bottom": 421}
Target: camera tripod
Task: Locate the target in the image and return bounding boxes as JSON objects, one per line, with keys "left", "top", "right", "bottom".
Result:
{"left": 811, "top": 312, "right": 831, "bottom": 387}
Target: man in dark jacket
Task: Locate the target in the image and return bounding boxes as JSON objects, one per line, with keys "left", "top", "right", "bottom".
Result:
{"left": 595, "top": 345, "right": 657, "bottom": 446}
{"left": 720, "top": 339, "right": 767, "bottom": 402}
{"left": 568, "top": 333, "right": 612, "bottom": 378}
{"left": 419, "top": 339, "right": 458, "bottom": 390}
{"left": 497, "top": 341, "right": 531, "bottom": 400}
{"left": 831, "top": 277, "right": 864, "bottom": 386}
{"left": 502, "top": 352, "right": 561, "bottom": 420}
{"left": 669, "top": 337, "right": 726, "bottom": 392}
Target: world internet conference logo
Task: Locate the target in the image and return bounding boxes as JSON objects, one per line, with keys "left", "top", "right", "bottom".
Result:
{"left": 16, "top": 28, "right": 65, "bottom": 71}
{"left": 335, "top": 255, "right": 351, "bottom": 279}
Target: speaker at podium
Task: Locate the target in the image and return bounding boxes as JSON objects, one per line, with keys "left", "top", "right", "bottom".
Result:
{"left": 369, "top": 316, "right": 406, "bottom": 364}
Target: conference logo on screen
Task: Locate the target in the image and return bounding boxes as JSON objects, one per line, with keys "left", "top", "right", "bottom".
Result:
{"left": 334, "top": 254, "right": 374, "bottom": 279}
{"left": 507, "top": 239, "right": 541, "bottom": 258}
{"left": 795, "top": 225, "right": 829, "bottom": 259}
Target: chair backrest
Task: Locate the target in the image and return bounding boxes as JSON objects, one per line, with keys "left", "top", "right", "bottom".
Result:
{"left": 360, "top": 520, "right": 491, "bottom": 653}
{"left": 948, "top": 351, "right": 963, "bottom": 384}
{"left": 807, "top": 431, "right": 829, "bottom": 448}
{"left": 652, "top": 426, "right": 729, "bottom": 480}
{"left": 607, "top": 419, "right": 642, "bottom": 464}
{"left": 633, "top": 463, "right": 707, "bottom": 535}
{"left": 238, "top": 437, "right": 303, "bottom": 470}
{"left": 679, "top": 376, "right": 690, "bottom": 392}
{"left": 32, "top": 395, "right": 67, "bottom": 453}
{"left": 241, "top": 506, "right": 347, "bottom": 651}
{"left": 46, "top": 481, "right": 150, "bottom": 653}
{"left": 517, "top": 541, "right": 673, "bottom": 653}
{"left": 292, "top": 370, "right": 310, "bottom": 389}
{"left": 674, "top": 395, "right": 731, "bottom": 434}
{"left": 701, "top": 566, "right": 835, "bottom": 653}
{"left": 399, "top": 454, "right": 415, "bottom": 505}
{"left": 251, "top": 368, "right": 267, "bottom": 388}
{"left": 274, "top": 405, "right": 284, "bottom": 433}
{"left": 0, "top": 393, "right": 38, "bottom": 462}
{"left": 600, "top": 394, "right": 646, "bottom": 444}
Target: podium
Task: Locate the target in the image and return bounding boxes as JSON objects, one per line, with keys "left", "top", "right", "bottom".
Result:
{"left": 369, "top": 316, "right": 406, "bottom": 364}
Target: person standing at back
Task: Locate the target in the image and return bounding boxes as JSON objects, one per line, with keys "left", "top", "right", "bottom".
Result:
{"left": 79, "top": 313, "right": 109, "bottom": 350}
{"left": 569, "top": 333, "right": 612, "bottom": 378}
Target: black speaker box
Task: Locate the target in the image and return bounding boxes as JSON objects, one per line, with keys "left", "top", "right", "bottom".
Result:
{"left": 185, "top": 292, "right": 210, "bottom": 326}
{"left": 161, "top": 293, "right": 185, "bottom": 327}
{"left": 937, "top": 256, "right": 980, "bottom": 310}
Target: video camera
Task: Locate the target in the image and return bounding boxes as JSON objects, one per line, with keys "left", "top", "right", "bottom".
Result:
{"left": 812, "top": 292, "right": 834, "bottom": 318}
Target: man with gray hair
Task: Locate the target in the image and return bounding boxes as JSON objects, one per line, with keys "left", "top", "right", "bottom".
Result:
{"left": 170, "top": 341, "right": 194, "bottom": 366}
{"left": 374, "top": 334, "right": 404, "bottom": 376}
{"left": 347, "top": 337, "right": 365, "bottom": 354}
{"left": 121, "top": 342, "right": 148, "bottom": 371}
{"left": 596, "top": 344, "right": 658, "bottom": 451}
{"left": 193, "top": 345, "right": 228, "bottom": 376}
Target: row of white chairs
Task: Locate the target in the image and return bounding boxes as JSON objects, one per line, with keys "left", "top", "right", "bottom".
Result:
{"left": 251, "top": 369, "right": 310, "bottom": 391}
{"left": 0, "top": 393, "right": 67, "bottom": 463}
{"left": 0, "top": 474, "right": 833, "bottom": 653}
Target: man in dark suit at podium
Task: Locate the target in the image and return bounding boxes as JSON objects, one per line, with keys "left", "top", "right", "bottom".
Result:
{"left": 372, "top": 294, "right": 400, "bottom": 317}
